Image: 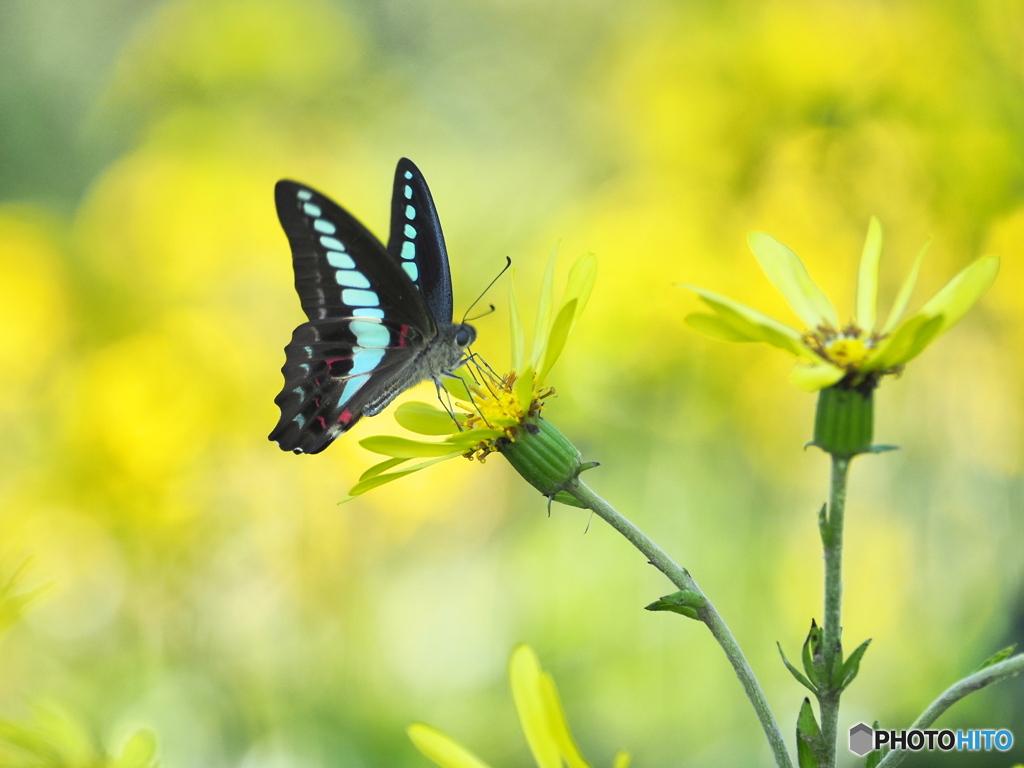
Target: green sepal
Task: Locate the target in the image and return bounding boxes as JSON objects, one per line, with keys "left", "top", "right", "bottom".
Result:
{"left": 777, "top": 642, "right": 817, "bottom": 694}
{"left": 499, "top": 416, "right": 583, "bottom": 497}
{"left": 973, "top": 643, "right": 1017, "bottom": 672}
{"left": 865, "top": 720, "right": 888, "bottom": 767}
{"left": 812, "top": 383, "right": 875, "bottom": 458}
{"left": 645, "top": 589, "right": 707, "bottom": 620}
{"left": 579, "top": 461, "right": 600, "bottom": 473}
{"left": 796, "top": 698, "right": 823, "bottom": 768}
{"left": 550, "top": 490, "right": 585, "bottom": 508}
{"left": 838, "top": 638, "right": 872, "bottom": 691}
{"left": 865, "top": 444, "right": 899, "bottom": 454}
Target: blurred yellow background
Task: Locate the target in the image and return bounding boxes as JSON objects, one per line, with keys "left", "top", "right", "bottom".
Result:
{"left": 0, "top": 0, "right": 1021, "bottom": 765}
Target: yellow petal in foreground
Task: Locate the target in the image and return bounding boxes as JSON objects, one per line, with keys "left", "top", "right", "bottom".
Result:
{"left": 747, "top": 231, "right": 838, "bottom": 329}
{"left": 408, "top": 724, "right": 494, "bottom": 768}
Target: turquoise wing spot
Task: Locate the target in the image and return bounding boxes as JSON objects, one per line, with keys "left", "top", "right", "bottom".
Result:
{"left": 293, "top": 387, "right": 304, "bottom": 396}
{"left": 342, "top": 288, "right": 379, "bottom": 307}
{"left": 404, "top": 184, "right": 412, "bottom": 199}
{"left": 404, "top": 224, "right": 416, "bottom": 238}
{"left": 320, "top": 236, "right": 346, "bottom": 251}
{"left": 326, "top": 251, "right": 355, "bottom": 269}
{"left": 349, "top": 347, "right": 385, "bottom": 376}
{"left": 350, "top": 320, "right": 390, "bottom": 348}
{"left": 402, "top": 261, "right": 419, "bottom": 281}
{"left": 303, "top": 346, "right": 313, "bottom": 358}
{"left": 303, "top": 203, "right": 322, "bottom": 217}
{"left": 356, "top": 308, "right": 385, "bottom": 319}
{"left": 334, "top": 271, "right": 371, "bottom": 289}
{"left": 297, "top": 189, "right": 313, "bottom": 201}
{"left": 313, "top": 219, "right": 336, "bottom": 235}
{"left": 293, "top": 413, "right": 306, "bottom": 428}
{"left": 401, "top": 241, "right": 415, "bottom": 260}
{"left": 339, "top": 375, "right": 368, "bottom": 403}
{"left": 404, "top": 171, "right": 413, "bottom": 180}
{"left": 405, "top": 205, "right": 415, "bottom": 220}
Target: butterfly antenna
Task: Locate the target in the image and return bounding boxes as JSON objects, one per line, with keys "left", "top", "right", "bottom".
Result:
{"left": 461, "top": 256, "right": 512, "bottom": 325}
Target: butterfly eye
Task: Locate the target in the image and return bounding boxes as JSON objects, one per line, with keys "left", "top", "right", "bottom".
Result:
{"left": 456, "top": 326, "right": 474, "bottom": 347}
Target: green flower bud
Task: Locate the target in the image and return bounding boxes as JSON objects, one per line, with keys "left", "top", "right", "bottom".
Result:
{"left": 813, "top": 382, "right": 875, "bottom": 458}
{"left": 498, "top": 417, "right": 583, "bottom": 498}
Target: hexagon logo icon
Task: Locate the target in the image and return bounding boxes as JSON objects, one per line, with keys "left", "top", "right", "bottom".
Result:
{"left": 849, "top": 722, "right": 874, "bottom": 756}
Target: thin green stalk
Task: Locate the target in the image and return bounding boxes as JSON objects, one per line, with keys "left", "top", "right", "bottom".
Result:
{"left": 569, "top": 479, "right": 794, "bottom": 768}
{"left": 819, "top": 456, "right": 850, "bottom": 768}
{"left": 875, "top": 653, "right": 1024, "bottom": 768}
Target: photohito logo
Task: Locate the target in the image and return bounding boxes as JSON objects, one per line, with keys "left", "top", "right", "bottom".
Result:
{"left": 849, "top": 722, "right": 1014, "bottom": 756}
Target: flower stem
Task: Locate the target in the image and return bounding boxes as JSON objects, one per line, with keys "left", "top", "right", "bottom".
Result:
{"left": 874, "top": 653, "right": 1024, "bottom": 768}
{"left": 569, "top": 480, "right": 794, "bottom": 768}
{"left": 818, "top": 456, "right": 850, "bottom": 768}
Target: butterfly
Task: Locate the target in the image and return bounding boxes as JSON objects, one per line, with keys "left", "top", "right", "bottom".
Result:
{"left": 269, "top": 158, "right": 476, "bottom": 454}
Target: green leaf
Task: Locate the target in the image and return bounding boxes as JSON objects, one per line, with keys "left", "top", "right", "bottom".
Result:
{"left": 839, "top": 638, "right": 872, "bottom": 691}
{"left": 802, "top": 620, "right": 824, "bottom": 688}
{"left": 778, "top": 642, "right": 817, "bottom": 694}
{"left": 796, "top": 698, "right": 822, "bottom": 768}
{"left": 395, "top": 401, "right": 459, "bottom": 435}
{"left": 974, "top": 643, "right": 1017, "bottom": 672}
{"left": 865, "top": 720, "right": 888, "bottom": 767}
{"left": 645, "top": 590, "right": 706, "bottom": 620}
{"left": 539, "top": 299, "right": 577, "bottom": 379}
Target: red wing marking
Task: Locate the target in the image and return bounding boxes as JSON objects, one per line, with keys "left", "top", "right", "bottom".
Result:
{"left": 398, "top": 324, "right": 410, "bottom": 348}
{"left": 337, "top": 409, "right": 354, "bottom": 425}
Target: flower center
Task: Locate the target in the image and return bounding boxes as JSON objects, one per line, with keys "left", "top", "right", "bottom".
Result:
{"left": 804, "top": 324, "right": 879, "bottom": 371}
{"left": 453, "top": 362, "right": 555, "bottom": 460}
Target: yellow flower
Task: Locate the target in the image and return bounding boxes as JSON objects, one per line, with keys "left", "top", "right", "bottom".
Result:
{"left": 684, "top": 218, "right": 999, "bottom": 391}
{"left": 343, "top": 251, "right": 596, "bottom": 500}
{"left": 408, "top": 645, "right": 629, "bottom": 768}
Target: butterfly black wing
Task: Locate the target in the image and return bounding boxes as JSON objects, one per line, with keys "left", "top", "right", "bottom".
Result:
{"left": 270, "top": 178, "right": 441, "bottom": 454}
{"left": 387, "top": 158, "right": 455, "bottom": 324}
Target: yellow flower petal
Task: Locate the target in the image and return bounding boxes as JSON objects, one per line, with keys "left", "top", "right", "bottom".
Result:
{"left": 913, "top": 254, "right": 1000, "bottom": 338}
{"left": 855, "top": 216, "right": 883, "bottom": 331}
{"left": 360, "top": 436, "right": 466, "bottom": 458}
{"left": 408, "top": 724, "right": 494, "bottom": 768}
{"left": 509, "top": 645, "right": 561, "bottom": 768}
{"left": 509, "top": 273, "right": 525, "bottom": 372}
{"left": 747, "top": 231, "right": 838, "bottom": 329}
{"left": 538, "top": 672, "right": 591, "bottom": 768}
{"left": 612, "top": 751, "right": 632, "bottom": 768}
{"left": 684, "top": 285, "right": 807, "bottom": 356}
{"left": 880, "top": 238, "right": 929, "bottom": 334}
{"left": 562, "top": 253, "right": 597, "bottom": 334}
{"left": 342, "top": 454, "right": 463, "bottom": 501}
{"left": 866, "top": 314, "right": 943, "bottom": 370}
{"left": 685, "top": 313, "right": 761, "bottom": 343}
{"left": 530, "top": 246, "right": 559, "bottom": 371}
{"left": 539, "top": 299, "right": 577, "bottom": 380}
{"left": 396, "top": 401, "right": 461, "bottom": 436}
{"left": 358, "top": 456, "right": 407, "bottom": 482}
{"left": 789, "top": 361, "right": 846, "bottom": 392}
